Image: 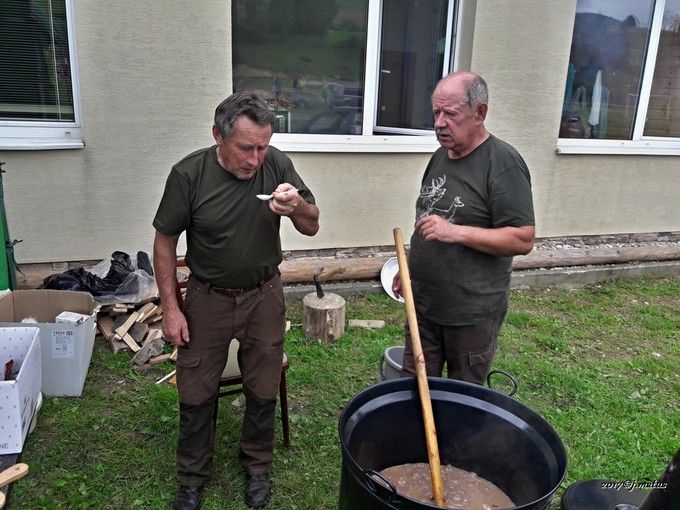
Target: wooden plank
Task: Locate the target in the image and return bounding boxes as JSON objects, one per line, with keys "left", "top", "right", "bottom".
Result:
{"left": 142, "top": 307, "right": 163, "bottom": 324}
{"left": 97, "top": 315, "right": 116, "bottom": 340}
{"left": 98, "top": 315, "right": 129, "bottom": 354}
{"left": 135, "top": 302, "right": 157, "bottom": 322}
{"left": 149, "top": 353, "right": 172, "bottom": 365}
{"left": 349, "top": 319, "right": 385, "bottom": 329}
{"left": 117, "top": 332, "right": 141, "bottom": 352}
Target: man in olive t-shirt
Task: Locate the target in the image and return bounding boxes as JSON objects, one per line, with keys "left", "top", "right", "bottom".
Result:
{"left": 392, "top": 72, "right": 535, "bottom": 384}
{"left": 153, "top": 92, "right": 319, "bottom": 510}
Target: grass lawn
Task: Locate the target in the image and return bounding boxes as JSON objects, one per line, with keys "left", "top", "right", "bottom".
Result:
{"left": 8, "top": 275, "right": 680, "bottom": 509}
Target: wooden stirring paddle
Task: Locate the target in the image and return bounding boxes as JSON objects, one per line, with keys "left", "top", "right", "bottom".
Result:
{"left": 393, "top": 228, "right": 446, "bottom": 507}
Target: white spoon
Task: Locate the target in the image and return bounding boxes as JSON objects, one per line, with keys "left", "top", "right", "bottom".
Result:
{"left": 256, "top": 188, "right": 298, "bottom": 201}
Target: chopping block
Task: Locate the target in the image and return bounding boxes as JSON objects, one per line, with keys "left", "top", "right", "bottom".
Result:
{"left": 302, "top": 267, "right": 346, "bottom": 342}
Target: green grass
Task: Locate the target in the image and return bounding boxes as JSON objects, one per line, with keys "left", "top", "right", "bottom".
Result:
{"left": 8, "top": 276, "right": 680, "bottom": 509}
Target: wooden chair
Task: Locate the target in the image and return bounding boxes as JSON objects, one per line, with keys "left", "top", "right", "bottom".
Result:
{"left": 216, "top": 340, "right": 290, "bottom": 448}
{"left": 175, "top": 259, "right": 291, "bottom": 448}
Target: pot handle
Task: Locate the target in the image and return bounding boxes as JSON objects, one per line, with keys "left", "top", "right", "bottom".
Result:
{"left": 364, "top": 469, "right": 398, "bottom": 499}
{"left": 486, "top": 369, "right": 518, "bottom": 397}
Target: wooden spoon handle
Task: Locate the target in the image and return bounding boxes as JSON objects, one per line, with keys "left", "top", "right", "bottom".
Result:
{"left": 393, "top": 228, "right": 446, "bottom": 507}
{"left": 0, "top": 463, "right": 29, "bottom": 488}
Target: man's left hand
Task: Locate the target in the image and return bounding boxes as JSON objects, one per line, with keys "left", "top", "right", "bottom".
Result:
{"left": 416, "top": 215, "right": 457, "bottom": 243}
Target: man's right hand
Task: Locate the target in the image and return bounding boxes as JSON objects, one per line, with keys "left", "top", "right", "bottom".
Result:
{"left": 162, "top": 306, "right": 190, "bottom": 346}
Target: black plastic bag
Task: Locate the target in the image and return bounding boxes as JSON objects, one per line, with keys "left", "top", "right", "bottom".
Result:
{"left": 39, "top": 250, "right": 155, "bottom": 302}
{"left": 40, "top": 266, "right": 122, "bottom": 296}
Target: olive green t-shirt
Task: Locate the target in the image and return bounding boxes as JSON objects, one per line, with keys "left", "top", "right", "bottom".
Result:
{"left": 153, "top": 145, "right": 315, "bottom": 288}
{"left": 409, "top": 135, "right": 535, "bottom": 326}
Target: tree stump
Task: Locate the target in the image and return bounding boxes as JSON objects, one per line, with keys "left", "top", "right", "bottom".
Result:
{"left": 302, "top": 292, "right": 346, "bottom": 342}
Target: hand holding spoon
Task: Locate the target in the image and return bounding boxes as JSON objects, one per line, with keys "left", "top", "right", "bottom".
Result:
{"left": 256, "top": 188, "right": 298, "bottom": 201}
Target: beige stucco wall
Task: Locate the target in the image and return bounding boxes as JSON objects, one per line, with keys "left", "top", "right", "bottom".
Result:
{"left": 1, "top": 0, "right": 678, "bottom": 266}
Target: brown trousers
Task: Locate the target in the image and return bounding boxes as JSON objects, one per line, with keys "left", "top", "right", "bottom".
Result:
{"left": 175, "top": 273, "right": 286, "bottom": 487}
{"left": 401, "top": 309, "right": 506, "bottom": 385}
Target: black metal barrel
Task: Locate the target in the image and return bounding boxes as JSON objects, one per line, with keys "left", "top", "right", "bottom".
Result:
{"left": 338, "top": 377, "right": 567, "bottom": 510}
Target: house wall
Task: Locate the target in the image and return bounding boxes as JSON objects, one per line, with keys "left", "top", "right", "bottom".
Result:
{"left": 1, "top": 0, "right": 678, "bottom": 266}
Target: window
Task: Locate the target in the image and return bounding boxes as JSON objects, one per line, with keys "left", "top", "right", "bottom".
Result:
{"left": 0, "top": 0, "right": 83, "bottom": 150}
{"left": 558, "top": 0, "right": 680, "bottom": 155}
{"left": 231, "top": 0, "right": 459, "bottom": 152}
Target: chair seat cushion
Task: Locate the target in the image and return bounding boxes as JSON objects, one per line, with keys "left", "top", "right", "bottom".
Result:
{"left": 220, "top": 340, "right": 288, "bottom": 380}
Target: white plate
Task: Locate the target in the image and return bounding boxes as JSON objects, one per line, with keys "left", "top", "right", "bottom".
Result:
{"left": 380, "top": 257, "right": 404, "bottom": 302}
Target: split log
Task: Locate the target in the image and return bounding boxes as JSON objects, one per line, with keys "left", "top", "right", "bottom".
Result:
{"left": 128, "top": 322, "right": 149, "bottom": 344}
{"left": 114, "top": 311, "right": 141, "bottom": 338}
{"left": 131, "top": 336, "right": 165, "bottom": 366}
{"left": 98, "top": 315, "right": 129, "bottom": 354}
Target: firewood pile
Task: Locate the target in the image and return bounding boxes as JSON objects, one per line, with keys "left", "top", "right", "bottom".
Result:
{"left": 96, "top": 293, "right": 176, "bottom": 368}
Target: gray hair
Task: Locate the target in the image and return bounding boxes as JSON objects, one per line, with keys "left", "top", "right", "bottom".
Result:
{"left": 464, "top": 73, "right": 489, "bottom": 110}
{"left": 214, "top": 91, "right": 276, "bottom": 137}
{"left": 435, "top": 71, "right": 489, "bottom": 111}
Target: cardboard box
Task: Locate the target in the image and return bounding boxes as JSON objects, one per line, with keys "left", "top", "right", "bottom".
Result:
{"left": 0, "top": 290, "right": 98, "bottom": 397}
{"left": 0, "top": 326, "right": 41, "bottom": 454}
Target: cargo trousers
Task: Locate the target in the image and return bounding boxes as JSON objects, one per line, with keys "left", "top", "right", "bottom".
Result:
{"left": 401, "top": 308, "right": 506, "bottom": 385}
{"left": 175, "top": 273, "right": 286, "bottom": 487}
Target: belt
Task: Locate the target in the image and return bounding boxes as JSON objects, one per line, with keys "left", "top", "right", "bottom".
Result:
{"left": 192, "top": 272, "right": 278, "bottom": 297}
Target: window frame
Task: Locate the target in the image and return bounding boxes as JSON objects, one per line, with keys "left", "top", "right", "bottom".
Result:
{"left": 0, "top": 0, "right": 84, "bottom": 151}
{"left": 557, "top": 0, "right": 680, "bottom": 156}
{"left": 270, "top": 0, "right": 460, "bottom": 153}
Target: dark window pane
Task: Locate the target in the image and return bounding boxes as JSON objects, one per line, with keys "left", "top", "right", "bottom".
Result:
{"left": 377, "top": 0, "right": 448, "bottom": 131}
{"left": 232, "top": 0, "right": 367, "bottom": 134}
{"left": 643, "top": 0, "right": 680, "bottom": 137}
{"left": 560, "top": 0, "right": 654, "bottom": 140}
{"left": 0, "top": 0, "right": 74, "bottom": 122}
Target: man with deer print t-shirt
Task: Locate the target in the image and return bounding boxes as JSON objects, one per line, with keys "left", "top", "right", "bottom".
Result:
{"left": 392, "top": 71, "right": 535, "bottom": 384}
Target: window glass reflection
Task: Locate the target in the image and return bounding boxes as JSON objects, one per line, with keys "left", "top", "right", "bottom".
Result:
{"left": 377, "top": 0, "right": 448, "bottom": 131}
{"left": 560, "top": 0, "right": 654, "bottom": 139}
{"left": 232, "top": 0, "right": 367, "bottom": 134}
{"left": 644, "top": 0, "right": 680, "bottom": 137}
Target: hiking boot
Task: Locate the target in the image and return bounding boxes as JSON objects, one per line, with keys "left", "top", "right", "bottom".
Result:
{"left": 174, "top": 485, "right": 203, "bottom": 510}
{"left": 245, "top": 473, "right": 272, "bottom": 508}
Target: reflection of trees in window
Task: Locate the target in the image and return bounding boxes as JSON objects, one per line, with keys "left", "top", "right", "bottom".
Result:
{"left": 233, "top": 0, "right": 338, "bottom": 41}
{"left": 562, "top": 0, "right": 680, "bottom": 140}
{"left": 563, "top": 10, "right": 652, "bottom": 139}
{"left": 647, "top": 6, "right": 680, "bottom": 137}
{"left": 232, "top": 0, "right": 367, "bottom": 133}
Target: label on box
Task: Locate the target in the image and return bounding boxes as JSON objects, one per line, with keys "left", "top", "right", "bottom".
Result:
{"left": 52, "top": 329, "right": 76, "bottom": 358}
{"left": 56, "top": 311, "right": 89, "bottom": 325}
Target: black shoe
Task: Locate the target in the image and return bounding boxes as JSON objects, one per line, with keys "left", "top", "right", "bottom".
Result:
{"left": 245, "top": 473, "right": 272, "bottom": 508}
{"left": 174, "top": 485, "right": 203, "bottom": 510}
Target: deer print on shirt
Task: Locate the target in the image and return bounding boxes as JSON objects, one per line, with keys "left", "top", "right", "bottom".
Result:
{"left": 416, "top": 175, "right": 465, "bottom": 222}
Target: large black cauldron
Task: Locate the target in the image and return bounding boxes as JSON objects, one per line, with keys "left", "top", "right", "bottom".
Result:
{"left": 339, "top": 377, "right": 567, "bottom": 510}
